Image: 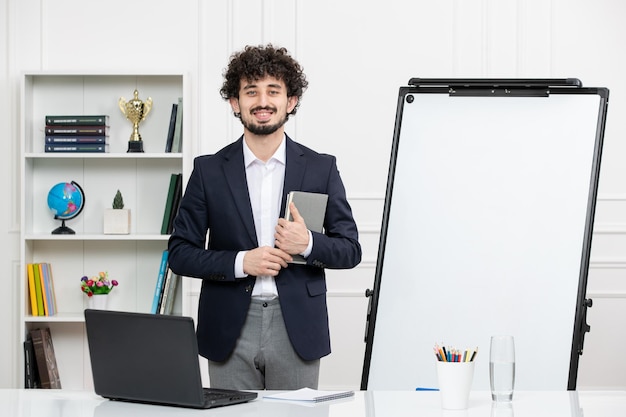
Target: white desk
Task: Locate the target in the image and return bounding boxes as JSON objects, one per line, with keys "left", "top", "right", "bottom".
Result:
{"left": 2, "top": 389, "right": 626, "bottom": 416}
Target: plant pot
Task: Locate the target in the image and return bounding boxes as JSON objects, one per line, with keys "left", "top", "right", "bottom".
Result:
{"left": 88, "top": 294, "right": 109, "bottom": 310}
{"left": 103, "top": 208, "right": 131, "bottom": 234}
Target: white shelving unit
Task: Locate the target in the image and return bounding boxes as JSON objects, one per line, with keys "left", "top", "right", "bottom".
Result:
{"left": 19, "top": 72, "right": 190, "bottom": 389}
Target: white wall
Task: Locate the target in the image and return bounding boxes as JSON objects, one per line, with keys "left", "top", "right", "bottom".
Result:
{"left": 2, "top": 0, "right": 626, "bottom": 390}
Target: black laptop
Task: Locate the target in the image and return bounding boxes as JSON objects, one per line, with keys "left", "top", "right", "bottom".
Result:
{"left": 84, "top": 309, "right": 257, "bottom": 409}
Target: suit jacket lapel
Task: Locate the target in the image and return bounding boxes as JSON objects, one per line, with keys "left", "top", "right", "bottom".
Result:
{"left": 222, "top": 138, "right": 258, "bottom": 245}
{"left": 221, "top": 136, "right": 306, "bottom": 244}
{"left": 282, "top": 136, "right": 307, "bottom": 216}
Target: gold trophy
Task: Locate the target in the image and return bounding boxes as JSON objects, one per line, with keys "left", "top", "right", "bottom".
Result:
{"left": 119, "top": 89, "right": 153, "bottom": 152}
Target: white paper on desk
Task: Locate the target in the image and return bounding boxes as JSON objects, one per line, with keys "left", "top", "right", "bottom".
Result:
{"left": 264, "top": 387, "right": 354, "bottom": 403}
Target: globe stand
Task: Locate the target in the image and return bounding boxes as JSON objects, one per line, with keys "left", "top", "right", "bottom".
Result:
{"left": 51, "top": 219, "right": 76, "bottom": 235}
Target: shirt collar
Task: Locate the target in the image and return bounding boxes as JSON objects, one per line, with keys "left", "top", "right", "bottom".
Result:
{"left": 243, "top": 134, "right": 287, "bottom": 168}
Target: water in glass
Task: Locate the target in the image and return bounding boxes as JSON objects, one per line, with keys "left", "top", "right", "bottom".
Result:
{"left": 489, "top": 361, "right": 515, "bottom": 401}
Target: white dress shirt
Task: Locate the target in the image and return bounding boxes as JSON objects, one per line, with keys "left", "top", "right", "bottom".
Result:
{"left": 234, "top": 136, "right": 286, "bottom": 299}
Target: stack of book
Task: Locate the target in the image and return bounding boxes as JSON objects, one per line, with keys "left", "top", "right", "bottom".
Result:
{"left": 150, "top": 250, "right": 181, "bottom": 315}
{"left": 26, "top": 262, "right": 57, "bottom": 317}
{"left": 24, "top": 327, "right": 62, "bottom": 389}
{"left": 44, "top": 115, "right": 109, "bottom": 153}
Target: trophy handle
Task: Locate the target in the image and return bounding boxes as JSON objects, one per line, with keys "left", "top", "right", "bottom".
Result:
{"left": 118, "top": 97, "right": 127, "bottom": 116}
{"left": 143, "top": 97, "right": 153, "bottom": 120}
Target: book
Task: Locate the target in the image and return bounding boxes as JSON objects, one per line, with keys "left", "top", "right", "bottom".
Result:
{"left": 264, "top": 387, "right": 354, "bottom": 403}
{"left": 167, "top": 173, "right": 183, "bottom": 234}
{"left": 31, "top": 263, "right": 45, "bottom": 316}
{"left": 158, "top": 268, "right": 180, "bottom": 314}
{"left": 26, "top": 263, "right": 38, "bottom": 316}
{"left": 160, "top": 270, "right": 180, "bottom": 315}
{"left": 45, "top": 115, "right": 109, "bottom": 126}
{"left": 45, "top": 125, "right": 109, "bottom": 136}
{"left": 284, "top": 191, "right": 328, "bottom": 264}
{"left": 30, "top": 328, "right": 62, "bottom": 389}
{"left": 45, "top": 135, "right": 108, "bottom": 144}
{"left": 39, "top": 263, "right": 54, "bottom": 316}
{"left": 23, "top": 334, "right": 41, "bottom": 388}
{"left": 37, "top": 263, "right": 49, "bottom": 316}
{"left": 171, "top": 97, "right": 183, "bottom": 153}
{"left": 45, "top": 144, "right": 108, "bottom": 153}
{"left": 161, "top": 173, "right": 179, "bottom": 234}
{"left": 164, "top": 102, "right": 178, "bottom": 152}
{"left": 150, "top": 250, "right": 169, "bottom": 314}
{"left": 45, "top": 263, "right": 59, "bottom": 315}
{"left": 158, "top": 268, "right": 172, "bottom": 314}
{"left": 41, "top": 263, "right": 56, "bottom": 316}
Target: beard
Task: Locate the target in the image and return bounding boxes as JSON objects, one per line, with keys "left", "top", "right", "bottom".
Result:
{"left": 239, "top": 106, "right": 289, "bottom": 136}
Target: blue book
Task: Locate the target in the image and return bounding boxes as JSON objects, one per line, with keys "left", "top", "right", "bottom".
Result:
{"left": 150, "top": 250, "right": 169, "bottom": 314}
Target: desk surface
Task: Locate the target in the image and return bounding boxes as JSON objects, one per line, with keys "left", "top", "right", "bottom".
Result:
{"left": 2, "top": 389, "right": 626, "bottom": 417}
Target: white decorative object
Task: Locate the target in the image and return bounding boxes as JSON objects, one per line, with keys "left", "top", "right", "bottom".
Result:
{"left": 103, "top": 208, "right": 131, "bottom": 234}
{"left": 88, "top": 294, "right": 109, "bottom": 310}
{"left": 103, "top": 189, "right": 130, "bottom": 234}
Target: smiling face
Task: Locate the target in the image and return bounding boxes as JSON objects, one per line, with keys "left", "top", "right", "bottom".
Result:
{"left": 230, "top": 76, "right": 298, "bottom": 137}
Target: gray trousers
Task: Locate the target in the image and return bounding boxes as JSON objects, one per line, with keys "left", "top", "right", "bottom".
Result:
{"left": 208, "top": 298, "right": 320, "bottom": 390}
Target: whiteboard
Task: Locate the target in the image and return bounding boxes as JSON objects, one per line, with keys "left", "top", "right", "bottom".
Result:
{"left": 362, "top": 80, "right": 608, "bottom": 391}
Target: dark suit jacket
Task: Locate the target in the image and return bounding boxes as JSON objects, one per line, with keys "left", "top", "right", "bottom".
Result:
{"left": 167, "top": 136, "right": 362, "bottom": 362}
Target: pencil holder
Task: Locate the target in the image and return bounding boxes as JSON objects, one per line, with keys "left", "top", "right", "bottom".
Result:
{"left": 436, "top": 361, "right": 475, "bottom": 410}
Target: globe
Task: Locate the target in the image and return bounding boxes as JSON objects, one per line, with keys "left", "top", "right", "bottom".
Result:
{"left": 47, "top": 181, "right": 85, "bottom": 234}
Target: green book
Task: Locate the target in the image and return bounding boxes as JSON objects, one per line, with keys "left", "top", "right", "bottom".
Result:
{"left": 166, "top": 174, "right": 182, "bottom": 234}
{"left": 32, "top": 263, "right": 45, "bottom": 316}
{"left": 161, "top": 174, "right": 179, "bottom": 234}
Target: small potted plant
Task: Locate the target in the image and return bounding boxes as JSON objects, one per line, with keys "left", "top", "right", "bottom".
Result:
{"left": 81, "top": 271, "right": 119, "bottom": 310}
{"left": 103, "top": 189, "right": 130, "bottom": 234}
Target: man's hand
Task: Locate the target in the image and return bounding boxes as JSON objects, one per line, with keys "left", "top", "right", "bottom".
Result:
{"left": 275, "top": 202, "right": 310, "bottom": 255}
{"left": 243, "top": 246, "right": 291, "bottom": 277}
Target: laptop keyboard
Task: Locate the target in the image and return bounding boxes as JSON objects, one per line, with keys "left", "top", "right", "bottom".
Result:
{"left": 202, "top": 388, "right": 249, "bottom": 404}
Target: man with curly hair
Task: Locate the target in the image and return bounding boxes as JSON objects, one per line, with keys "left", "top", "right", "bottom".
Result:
{"left": 168, "top": 44, "right": 361, "bottom": 390}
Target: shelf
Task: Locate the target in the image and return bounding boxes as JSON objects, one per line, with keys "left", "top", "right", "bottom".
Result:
{"left": 25, "top": 313, "right": 86, "bottom": 323}
{"left": 25, "top": 234, "right": 170, "bottom": 241}
{"left": 19, "top": 71, "right": 190, "bottom": 390}
{"left": 25, "top": 152, "right": 182, "bottom": 159}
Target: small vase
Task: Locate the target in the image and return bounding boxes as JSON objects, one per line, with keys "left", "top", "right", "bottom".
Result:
{"left": 88, "top": 294, "right": 109, "bottom": 310}
{"left": 103, "top": 208, "right": 131, "bottom": 234}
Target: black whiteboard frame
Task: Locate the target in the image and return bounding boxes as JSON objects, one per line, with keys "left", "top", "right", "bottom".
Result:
{"left": 361, "top": 78, "right": 609, "bottom": 391}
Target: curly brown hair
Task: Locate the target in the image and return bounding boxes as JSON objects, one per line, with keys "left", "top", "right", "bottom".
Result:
{"left": 220, "top": 44, "right": 308, "bottom": 115}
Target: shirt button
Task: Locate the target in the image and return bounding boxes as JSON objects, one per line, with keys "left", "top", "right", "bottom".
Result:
{"left": 263, "top": 302, "right": 268, "bottom": 308}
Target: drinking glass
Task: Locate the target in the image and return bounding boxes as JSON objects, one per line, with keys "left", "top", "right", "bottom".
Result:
{"left": 489, "top": 335, "right": 515, "bottom": 402}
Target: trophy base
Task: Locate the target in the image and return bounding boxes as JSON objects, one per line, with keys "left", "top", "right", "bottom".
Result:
{"left": 127, "top": 140, "right": 144, "bottom": 153}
